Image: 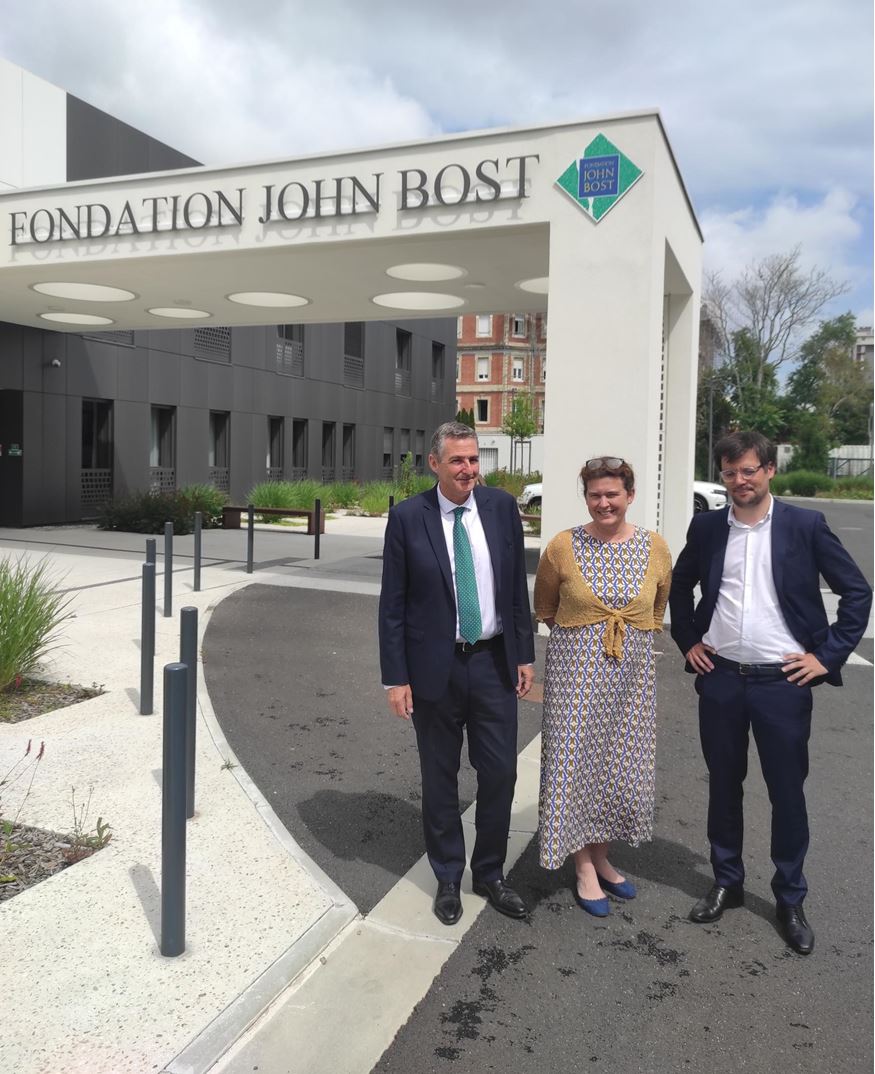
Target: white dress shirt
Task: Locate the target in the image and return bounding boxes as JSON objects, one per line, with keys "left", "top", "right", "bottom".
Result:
{"left": 436, "top": 487, "right": 500, "bottom": 642}
{"left": 703, "top": 495, "right": 803, "bottom": 662}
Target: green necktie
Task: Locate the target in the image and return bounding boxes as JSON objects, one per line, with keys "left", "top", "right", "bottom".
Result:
{"left": 453, "top": 506, "right": 482, "bottom": 644}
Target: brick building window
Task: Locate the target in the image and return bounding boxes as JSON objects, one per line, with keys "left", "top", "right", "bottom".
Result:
{"left": 476, "top": 356, "right": 490, "bottom": 381}
{"left": 475, "top": 314, "right": 491, "bottom": 337}
{"left": 476, "top": 399, "right": 488, "bottom": 423}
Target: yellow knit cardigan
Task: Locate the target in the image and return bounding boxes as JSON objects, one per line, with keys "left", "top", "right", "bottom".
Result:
{"left": 534, "top": 527, "right": 673, "bottom": 659}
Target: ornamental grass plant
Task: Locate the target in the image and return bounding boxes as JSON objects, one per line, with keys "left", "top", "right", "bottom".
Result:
{"left": 0, "top": 558, "right": 73, "bottom": 694}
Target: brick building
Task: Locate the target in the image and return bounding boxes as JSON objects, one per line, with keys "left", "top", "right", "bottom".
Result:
{"left": 455, "top": 312, "right": 547, "bottom": 459}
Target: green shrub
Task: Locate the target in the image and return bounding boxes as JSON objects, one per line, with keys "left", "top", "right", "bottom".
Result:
{"left": 833, "top": 475, "right": 874, "bottom": 499}
{"left": 247, "top": 480, "right": 321, "bottom": 510}
{"left": 484, "top": 469, "right": 541, "bottom": 498}
{"left": 0, "top": 558, "right": 73, "bottom": 694}
{"left": 360, "top": 482, "right": 395, "bottom": 516}
{"left": 323, "top": 482, "right": 361, "bottom": 510}
{"left": 177, "top": 484, "right": 227, "bottom": 527}
{"left": 771, "top": 471, "right": 835, "bottom": 497}
{"left": 98, "top": 490, "right": 194, "bottom": 534}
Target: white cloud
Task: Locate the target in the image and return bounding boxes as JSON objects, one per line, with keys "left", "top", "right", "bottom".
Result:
{"left": 701, "top": 190, "right": 870, "bottom": 319}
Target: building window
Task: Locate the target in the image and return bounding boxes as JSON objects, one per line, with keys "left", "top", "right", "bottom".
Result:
{"left": 512, "top": 357, "right": 524, "bottom": 382}
{"left": 512, "top": 315, "right": 526, "bottom": 338}
{"left": 457, "top": 316, "right": 463, "bottom": 338}
{"left": 476, "top": 356, "right": 490, "bottom": 382}
{"left": 399, "top": 428, "right": 411, "bottom": 464}
{"left": 209, "top": 411, "right": 230, "bottom": 494}
{"left": 541, "top": 316, "right": 547, "bottom": 338}
{"left": 81, "top": 399, "right": 112, "bottom": 470}
{"left": 277, "top": 324, "right": 305, "bottom": 376}
{"left": 382, "top": 427, "right": 394, "bottom": 475}
{"left": 395, "top": 329, "right": 412, "bottom": 395}
{"left": 476, "top": 399, "right": 488, "bottom": 423}
{"left": 342, "top": 424, "right": 356, "bottom": 479}
{"left": 456, "top": 357, "right": 461, "bottom": 381}
{"left": 292, "top": 419, "right": 308, "bottom": 478}
{"left": 415, "top": 430, "right": 425, "bottom": 472}
{"left": 150, "top": 407, "right": 175, "bottom": 468}
{"left": 194, "top": 327, "right": 231, "bottom": 363}
{"left": 343, "top": 322, "right": 365, "bottom": 387}
{"left": 475, "top": 314, "right": 491, "bottom": 337}
{"left": 81, "top": 399, "right": 113, "bottom": 512}
{"left": 431, "top": 342, "right": 445, "bottom": 402}
{"left": 150, "top": 406, "right": 176, "bottom": 491}
{"left": 541, "top": 357, "right": 547, "bottom": 382}
{"left": 268, "top": 416, "right": 284, "bottom": 479}
{"left": 321, "top": 422, "right": 336, "bottom": 481}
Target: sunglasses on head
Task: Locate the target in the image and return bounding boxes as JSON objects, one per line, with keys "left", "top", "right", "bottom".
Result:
{"left": 584, "top": 456, "right": 624, "bottom": 470}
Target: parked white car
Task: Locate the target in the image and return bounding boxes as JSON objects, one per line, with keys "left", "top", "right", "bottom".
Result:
{"left": 517, "top": 480, "right": 727, "bottom": 514}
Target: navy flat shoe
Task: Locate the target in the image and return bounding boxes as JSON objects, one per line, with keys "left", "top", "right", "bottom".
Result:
{"left": 572, "top": 884, "right": 610, "bottom": 917}
{"left": 597, "top": 874, "right": 637, "bottom": 900}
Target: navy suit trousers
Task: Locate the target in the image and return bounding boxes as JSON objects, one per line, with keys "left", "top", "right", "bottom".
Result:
{"left": 411, "top": 644, "right": 518, "bottom": 885}
{"left": 696, "top": 666, "right": 813, "bottom": 905}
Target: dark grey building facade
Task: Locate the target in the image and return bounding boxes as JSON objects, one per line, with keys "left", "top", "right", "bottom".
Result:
{"left": 0, "top": 79, "right": 455, "bottom": 525}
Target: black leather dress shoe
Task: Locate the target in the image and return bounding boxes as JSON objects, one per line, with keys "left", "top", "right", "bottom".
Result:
{"left": 433, "top": 882, "right": 463, "bottom": 926}
{"left": 777, "top": 903, "right": 814, "bottom": 955}
{"left": 689, "top": 883, "right": 745, "bottom": 923}
{"left": 472, "top": 878, "right": 529, "bottom": 919}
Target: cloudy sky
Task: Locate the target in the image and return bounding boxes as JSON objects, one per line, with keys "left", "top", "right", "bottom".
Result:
{"left": 1, "top": 0, "right": 872, "bottom": 321}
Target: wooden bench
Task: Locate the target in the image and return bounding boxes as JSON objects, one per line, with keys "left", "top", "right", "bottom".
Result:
{"left": 222, "top": 505, "right": 325, "bottom": 534}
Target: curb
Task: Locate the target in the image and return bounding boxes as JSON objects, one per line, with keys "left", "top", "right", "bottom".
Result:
{"left": 162, "top": 595, "right": 359, "bottom": 1074}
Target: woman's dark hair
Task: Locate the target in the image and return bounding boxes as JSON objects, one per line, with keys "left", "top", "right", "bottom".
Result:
{"left": 713, "top": 430, "right": 776, "bottom": 470}
{"left": 579, "top": 457, "right": 635, "bottom": 495}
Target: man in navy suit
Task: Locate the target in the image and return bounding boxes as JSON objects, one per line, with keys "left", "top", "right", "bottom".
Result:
{"left": 379, "top": 422, "right": 535, "bottom": 925}
{"left": 670, "top": 430, "right": 871, "bottom": 954}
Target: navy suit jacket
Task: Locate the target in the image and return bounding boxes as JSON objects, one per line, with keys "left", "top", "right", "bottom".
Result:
{"left": 669, "top": 498, "right": 871, "bottom": 686}
{"left": 378, "top": 484, "right": 535, "bottom": 701}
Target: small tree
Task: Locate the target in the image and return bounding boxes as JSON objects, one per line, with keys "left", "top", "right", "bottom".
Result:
{"left": 502, "top": 392, "right": 538, "bottom": 474}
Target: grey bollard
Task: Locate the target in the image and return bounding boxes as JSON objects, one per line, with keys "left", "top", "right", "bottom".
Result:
{"left": 179, "top": 607, "right": 198, "bottom": 820}
{"left": 145, "top": 538, "right": 156, "bottom": 565}
{"left": 246, "top": 504, "right": 255, "bottom": 573}
{"left": 161, "top": 662, "right": 187, "bottom": 957}
{"left": 193, "top": 512, "right": 202, "bottom": 592}
{"left": 313, "top": 498, "right": 321, "bottom": 561}
{"left": 140, "top": 563, "right": 156, "bottom": 714}
{"left": 163, "top": 521, "right": 173, "bottom": 617}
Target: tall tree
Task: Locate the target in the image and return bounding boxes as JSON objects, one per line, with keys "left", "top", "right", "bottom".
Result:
{"left": 785, "top": 312, "right": 870, "bottom": 451}
{"left": 502, "top": 392, "right": 538, "bottom": 473}
{"left": 704, "top": 248, "right": 848, "bottom": 437}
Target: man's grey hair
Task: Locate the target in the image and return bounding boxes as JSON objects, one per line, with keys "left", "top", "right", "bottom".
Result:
{"left": 430, "top": 421, "right": 478, "bottom": 460}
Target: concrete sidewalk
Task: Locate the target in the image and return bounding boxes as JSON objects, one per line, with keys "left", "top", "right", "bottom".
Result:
{"left": 0, "top": 518, "right": 387, "bottom": 1070}
{"left": 1, "top": 511, "right": 870, "bottom": 1074}
{"left": 0, "top": 514, "right": 542, "bottom": 1074}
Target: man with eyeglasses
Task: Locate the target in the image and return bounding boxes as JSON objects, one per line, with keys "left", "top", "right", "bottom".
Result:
{"left": 669, "top": 430, "right": 871, "bottom": 954}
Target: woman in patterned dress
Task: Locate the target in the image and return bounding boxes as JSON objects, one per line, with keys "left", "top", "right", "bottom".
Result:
{"left": 534, "top": 457, "right": 672, "bottom": 916}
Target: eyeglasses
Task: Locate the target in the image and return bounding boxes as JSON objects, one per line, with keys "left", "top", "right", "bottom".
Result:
{"left": 719, "top": 464, "right": 764, "bottom": 482}
{"left": 585, "top": 456, "right": 624, "bottom": 470}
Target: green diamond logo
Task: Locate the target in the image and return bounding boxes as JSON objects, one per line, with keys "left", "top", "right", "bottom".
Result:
{"left": 555, "top": 134, "right": 643, "bottom": 222}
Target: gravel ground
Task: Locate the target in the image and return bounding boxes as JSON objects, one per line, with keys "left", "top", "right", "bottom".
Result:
{"left": 1, "top": 679, "right": 107, "bottom": 901}
{"left": 0, "top": 823, "right": 77, "bottom": 902}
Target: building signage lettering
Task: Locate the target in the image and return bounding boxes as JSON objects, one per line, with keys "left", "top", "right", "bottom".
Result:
{"left": 8, "top": 155, "right": 540, "bottom": 246}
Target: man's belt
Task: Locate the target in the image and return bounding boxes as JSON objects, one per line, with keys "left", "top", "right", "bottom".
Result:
{"left": 455, "top": 634, "right": 503, "bottom": 655}
{"left": 711, "top": 653, "right": 788, "bottom": 680}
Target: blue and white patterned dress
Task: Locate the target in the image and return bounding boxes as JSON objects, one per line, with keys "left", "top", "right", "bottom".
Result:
{"left": 538, "top": 526, "right": 658, "bottom": 868}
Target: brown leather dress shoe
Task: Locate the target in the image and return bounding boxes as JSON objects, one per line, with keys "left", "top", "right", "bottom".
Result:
{"left": 776, "top": 903, "right": 814, "bottom": 955}
{"left": 472, "top": 878, "right": 528, "bottom": 919}
{"left": 689, "top": 883, "right": 745, "bottom": 923}
{"left": 433, "top": 882, "right": 463, "bottom": 926}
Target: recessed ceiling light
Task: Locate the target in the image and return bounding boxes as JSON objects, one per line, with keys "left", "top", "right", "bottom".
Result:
{"left": 33, "top": 282, "right": 137, "bottom": 302}
{"left": 372, "top": 292, "right": 465, "bottom": 311}
{"left": 385, "top": 263, "right": 466, "bottom": 282}
{"left": 39, "top": 312, "right": 115, "bottom": 326}
{"left": 516, "top": 277, "right": 549, "bottom": 294}
{"left": 148, "top": 307, "right": 210, "bottom": 319}
{"left": 227, "top": 291, "right": 310, "bottom": 308}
